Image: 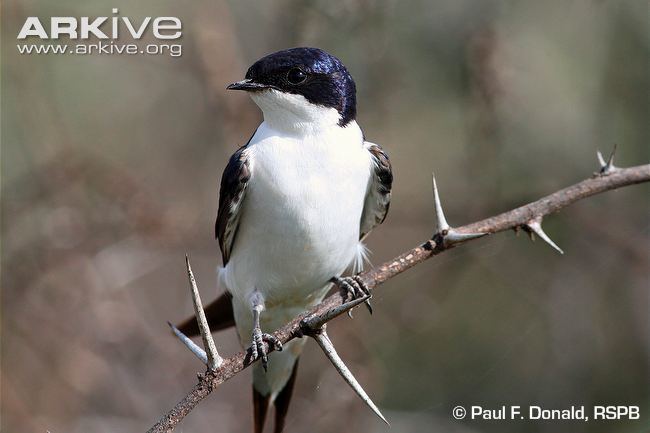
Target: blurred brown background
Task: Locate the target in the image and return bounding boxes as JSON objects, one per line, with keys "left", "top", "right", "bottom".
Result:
{"left": 2, "top": 1, "right": 648, "bottom": 432}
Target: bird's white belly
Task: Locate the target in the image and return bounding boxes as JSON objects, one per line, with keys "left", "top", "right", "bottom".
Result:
{"left": 221, "top": 122, "right": 371, "bottom": 316}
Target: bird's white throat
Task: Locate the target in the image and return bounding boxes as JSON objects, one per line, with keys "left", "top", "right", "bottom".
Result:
{"left": 250, "top": 89, "right": 344, "bottom": 134}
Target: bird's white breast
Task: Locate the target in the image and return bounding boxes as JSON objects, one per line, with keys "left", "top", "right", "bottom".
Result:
{"left": 221, "top": 120, "right": 371, "bottom": 330}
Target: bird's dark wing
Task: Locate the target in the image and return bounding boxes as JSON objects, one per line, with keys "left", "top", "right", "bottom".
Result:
{"left": 360, "top": 141, "right": 393, "bottom": 239}
{"left": 216, "top": 139, "right": 254, "bottom": 265}
{"left": 175, "top": 134, "right": 255, "bottom": 336}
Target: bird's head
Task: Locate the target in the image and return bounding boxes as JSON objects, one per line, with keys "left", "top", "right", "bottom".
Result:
{"left": 227, "top": 47, "right": 357, "bottom": 130}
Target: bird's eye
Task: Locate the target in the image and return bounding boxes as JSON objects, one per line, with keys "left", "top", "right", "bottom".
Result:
{"left": 287, "top": 68, "right": 307, "bottom": 85}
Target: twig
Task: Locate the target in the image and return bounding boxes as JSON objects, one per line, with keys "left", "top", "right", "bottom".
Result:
{"left": 147, "top": 159, "right": 650, "bottom": 433}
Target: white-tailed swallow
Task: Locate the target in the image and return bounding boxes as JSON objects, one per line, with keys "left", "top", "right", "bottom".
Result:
{"left": 177, "top": 47, "right": 392, "bottom": 433}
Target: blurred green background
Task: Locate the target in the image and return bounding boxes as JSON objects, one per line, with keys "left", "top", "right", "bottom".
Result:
{"left": 2, "top": 1, "right": 648, "bottom": 432}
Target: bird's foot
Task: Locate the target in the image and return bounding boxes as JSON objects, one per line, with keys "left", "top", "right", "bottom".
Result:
{"left": 247, "top": 327, "right": 282, "bottom": 371}
{"left": 331, "top": 276, "right": 373, "bottom": 316}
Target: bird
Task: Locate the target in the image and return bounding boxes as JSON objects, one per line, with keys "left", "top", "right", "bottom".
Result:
{"left": 176, "top": 47, "right": 392, "bottom": 433}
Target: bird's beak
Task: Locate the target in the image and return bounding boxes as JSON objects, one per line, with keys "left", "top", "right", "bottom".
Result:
{"left": 226, "top": 79, "right": 269, "bottom": 91}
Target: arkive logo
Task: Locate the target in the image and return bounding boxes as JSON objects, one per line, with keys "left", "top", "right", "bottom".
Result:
{"left": 17, "top": 8, "right": 181, "bottom": 40}
{"left": 16, "top": 8, "right": 183, "bottom": 57}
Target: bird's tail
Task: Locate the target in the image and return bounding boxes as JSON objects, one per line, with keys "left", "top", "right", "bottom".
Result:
{"left": 254, "top": 358, "right": 299, "bottom": 433}
{"left": 176, "top": 291, "right": 235, "bottom": 335}
{"left": 253, "top": 339, "right": 305, "bottom": 433}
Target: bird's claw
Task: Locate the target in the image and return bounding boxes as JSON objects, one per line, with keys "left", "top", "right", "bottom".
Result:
{"left": 248, "top": 328, "right": 282, "bottom": 371}
{"left": 331, "top": 276, "right": 373, "bottom": 316}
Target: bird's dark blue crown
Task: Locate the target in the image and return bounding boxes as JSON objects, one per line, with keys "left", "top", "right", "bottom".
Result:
{"left": 245, "top": 47, "right": 357, "bottom": 126}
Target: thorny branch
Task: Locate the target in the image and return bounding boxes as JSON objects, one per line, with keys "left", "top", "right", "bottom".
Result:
{"left": 148, "top": 152, "right": 650, "bottom": 433}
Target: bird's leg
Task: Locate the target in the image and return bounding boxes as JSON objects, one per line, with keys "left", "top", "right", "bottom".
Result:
{"left": 247, "top": 290, "right": 282, "bottom": 371}
{"left": 331, "top": 276, "right": 373, "bottom": 315}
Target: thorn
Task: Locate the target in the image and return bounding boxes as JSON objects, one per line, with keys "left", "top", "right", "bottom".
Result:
{"left": 525, "top": 218, "right": 564, "bottom": 255}
{"left": 432, "top": 173, "right": 486, "bottom": 246}
{"left": 432, "top": 172, "right": 450, "bottom": 233}
{"left": 445, "top": 230, "right": 488, "bottom": 243}
{"left": 186, "top": 255, "right": 223, "bottom": 369}
{"left": 302, "top": 295, "right": 371, "bottom": 331}
{"left": 312, "top": 330, "right": 389, "bottom": 425}
{"left": 597, "top": 144, "right": 617, "bottom": 175}
{"left": 168, "top": 321, "right": 208, "bottom": 365}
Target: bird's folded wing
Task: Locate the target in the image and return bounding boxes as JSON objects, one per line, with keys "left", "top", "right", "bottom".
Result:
{"left": 215, "top": 134, "right": 255, "bottom": 265}
{"left": 359, "top": 141, "right": 393, "bottom": 239}
{"left": 176, "top": 134, "right": 256, "bottom": 335}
